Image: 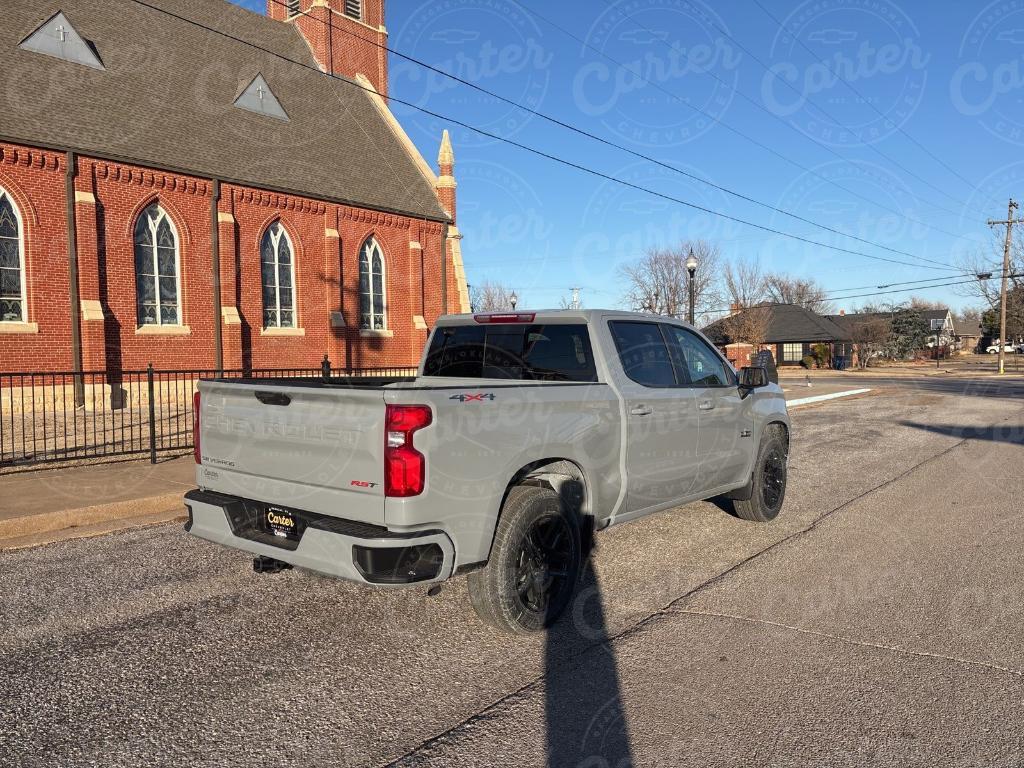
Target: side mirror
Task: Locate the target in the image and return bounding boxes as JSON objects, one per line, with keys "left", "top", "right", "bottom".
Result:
{"left": 739, "top": 366, "right": 768, "bottom": 396}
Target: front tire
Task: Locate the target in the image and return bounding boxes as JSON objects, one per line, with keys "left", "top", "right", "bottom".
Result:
{"left": 468, "top": 485, "right": 582, "bottom": 633}
{"left": 733, "top": 426, "right": 788, "bottom": 522}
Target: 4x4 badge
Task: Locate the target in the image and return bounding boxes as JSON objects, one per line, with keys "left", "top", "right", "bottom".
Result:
{"left": 450, "top": 393, "right": 496, "bottom": 402}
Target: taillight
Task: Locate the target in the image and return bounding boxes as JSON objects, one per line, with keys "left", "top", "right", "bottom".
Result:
{"left": 384, "top": 404, "right": 432, "bottom": 497}
{"left": 193, "top": 391, "right": 201, "bottom": 464}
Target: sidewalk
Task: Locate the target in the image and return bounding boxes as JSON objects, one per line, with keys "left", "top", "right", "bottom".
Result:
{"left": 776, "top": 365, "right": 1023, "bottom": 378}
{"left": 0, "top": 455, "right": 194, "bottom": 550}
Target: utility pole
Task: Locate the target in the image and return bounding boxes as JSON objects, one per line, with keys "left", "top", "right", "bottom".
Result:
{"left": 569, "top": 286, "right": 581, "bottom": 310}
{"left": 987, "top": 198, "right": 1023, "bottom": 375}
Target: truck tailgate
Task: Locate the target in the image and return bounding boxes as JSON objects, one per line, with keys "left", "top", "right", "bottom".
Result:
{"left": 196, "top": 380, "right": 386, "bottom": 525}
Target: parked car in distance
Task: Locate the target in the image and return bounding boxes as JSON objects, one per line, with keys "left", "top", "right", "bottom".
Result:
{"left": 986, "top": 342, "right": 1016, "bottom": 354}
{"left": 185, "top": 310, "right": 791, "bottom": 632}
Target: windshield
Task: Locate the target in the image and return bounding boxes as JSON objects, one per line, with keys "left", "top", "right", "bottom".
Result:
{"left": 423, "top": 323, "right": 598, "bottom": 382}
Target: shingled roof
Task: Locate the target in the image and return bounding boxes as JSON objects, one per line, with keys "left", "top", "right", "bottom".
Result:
{"left": 1, "top": 0, "right": 449, "bottom": 222}
{"left": 703, "top": 304, "right": 851, "bottom": 345}
{"left": 829, "top": 307, "right": 952, "bottom": 335}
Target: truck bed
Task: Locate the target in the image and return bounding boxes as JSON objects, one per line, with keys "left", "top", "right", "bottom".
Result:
{"left": 211, "top": 374, "right": 417, "bottom": 388}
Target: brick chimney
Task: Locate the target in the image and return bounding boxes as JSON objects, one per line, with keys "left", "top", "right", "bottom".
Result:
{"left": 269, "top": 0, "right": 389, "bottom": 97}
{"left": 729, "top": 303, "right": 741, "bottom": 316}
{"left": 436, "top": 129, "right": 456, "bottom": 222}
{"left": 839, "top": 309, "right": 845, "bottom": 315}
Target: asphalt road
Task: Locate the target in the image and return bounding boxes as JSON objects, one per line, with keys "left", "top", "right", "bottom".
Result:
{"left": 2, "top": 375, "right": 1023, "bottom": 767}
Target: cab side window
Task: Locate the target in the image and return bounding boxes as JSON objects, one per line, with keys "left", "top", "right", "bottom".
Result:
{"left": 665, "top": 325, "right": 734, "bottom": 388}
{"left": 609, "top": 321, "right": 678, "bottom": 388}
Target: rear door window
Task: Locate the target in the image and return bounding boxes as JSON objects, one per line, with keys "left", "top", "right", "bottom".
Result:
{"left": 423, "top": 324, "right": 597, "bottom": 381}
{"left": 608, "top": 321, "right": 678, "bottom": 388}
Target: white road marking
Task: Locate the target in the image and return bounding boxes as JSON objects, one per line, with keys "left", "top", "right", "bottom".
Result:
{"left": 786, "top": 388, "right": 871, "bottom": 407}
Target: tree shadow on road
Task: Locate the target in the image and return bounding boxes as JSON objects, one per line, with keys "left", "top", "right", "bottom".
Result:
{"left": 544, "top": 522, "right": 634, "bottom": 767}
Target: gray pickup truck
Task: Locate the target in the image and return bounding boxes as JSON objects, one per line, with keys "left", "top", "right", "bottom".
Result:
{"left": 185, "top": 310, "right": 789, "bottom": 632}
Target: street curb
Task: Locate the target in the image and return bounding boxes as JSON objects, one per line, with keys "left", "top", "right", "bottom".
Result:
{"left": 787, "top": 388, "right": 872, "bottom": 408}
{"left": 778, "top": 370, "right": 1024, "bottom": 379}
{"left": 0, "top": 491, "right": 186, "bottom": 547}
{"left": 0, "top": 509, "right": 186, "bottom": 551}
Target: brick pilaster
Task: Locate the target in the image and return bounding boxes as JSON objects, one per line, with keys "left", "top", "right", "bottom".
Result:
{"left": 73, "top": 162, "right": 106, "bottom": 370}
{"left": 217, "top": 194, "right": 242, "bottom": 370}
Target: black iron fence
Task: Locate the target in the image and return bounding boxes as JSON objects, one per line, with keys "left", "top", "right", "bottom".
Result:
{"left": 0, "top": 358, "right": 417, "bottom": 469}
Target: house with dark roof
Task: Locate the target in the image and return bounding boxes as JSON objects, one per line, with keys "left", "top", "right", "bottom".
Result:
{"left": 0, "top": 0, "right": 469, "bottom": 375}
{"left": 703, "top": 304, "right": 852, "bottom": 367}
{"left": 952, "top": 316, "right": 983, "bottom": 353}
{"left": 829, "top": 307, "right": 956, "bottom": 356}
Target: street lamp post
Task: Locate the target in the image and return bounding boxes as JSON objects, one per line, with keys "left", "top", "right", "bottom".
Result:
{"left": 685, "top": 250, "right": 698, "bottom": 325}
{"left": 510, "top": 291, "right": 518, "bottom": 310}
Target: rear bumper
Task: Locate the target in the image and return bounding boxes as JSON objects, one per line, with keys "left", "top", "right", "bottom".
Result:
{"left": 184, "top": 489, "right": 456, "bottom": 585}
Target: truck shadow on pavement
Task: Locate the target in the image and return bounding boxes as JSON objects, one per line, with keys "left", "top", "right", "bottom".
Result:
{"left": 544, "top": 522, "right": 635, "bottom": 767}
{"left": 897, "top": 421, "right": 1024, "bottom": 446}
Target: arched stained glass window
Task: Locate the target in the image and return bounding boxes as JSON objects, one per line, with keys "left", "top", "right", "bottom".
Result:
{"left": 358, "top": 238, "right": 386, "bottom": 330}
{"left": 134, "top": 204, "right": 180, "bottom": 326}
{"left": 261, "top": 222, "right": 296, "bottom": 328}
{"left": 0, "top": 188, "right": 24, "bottom": 323}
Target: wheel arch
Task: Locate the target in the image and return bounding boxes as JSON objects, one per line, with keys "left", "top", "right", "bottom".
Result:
{"left": 766, "top": 420, "right": 790, "bottom": 451}
{"left": 726, "top": 420, "right": 790, "bottom": 502}
{"left": 468, "top": 458, "right": 591, "bottom": 570}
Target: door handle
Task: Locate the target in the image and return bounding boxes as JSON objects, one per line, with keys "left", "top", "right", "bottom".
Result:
{"left": 630, "top": 405, "right": 653, "bottom": 416}
{"left": 698, "top": 400, "right": 715, "bottom": 411}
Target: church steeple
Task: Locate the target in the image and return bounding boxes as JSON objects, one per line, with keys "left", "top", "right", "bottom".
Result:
{"left": 268, "top": 0, "right": 389, "bottom": 97}
{"left": 436, "top": 130, "right": 456, "bottom": 222}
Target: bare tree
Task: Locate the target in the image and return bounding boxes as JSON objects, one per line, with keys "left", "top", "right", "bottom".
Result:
{"left": 848, "top": 313, "right": 889, "bottom": 369}
{"left": 956, "top": 307, "right": 982, "bottom": 325}
{"left": 722, "top": 258, "right": 766, "bottom": 309}
{"left": 953, "top": 233, "right": 1023, "bottom": 310}
{"left": 470, "top": 281, "right": 521, "bottom": 312}
{"left": 907, "top": 296, "right": 948, "bottom": 311}
{"left": 619, "top": 240, "right": 723, "bottom": 319}
{"left": 722, "top": 304, "right": 771, "bottom": 348}
{"left": 763, "top": 273, "right": 834, "bottom": 313}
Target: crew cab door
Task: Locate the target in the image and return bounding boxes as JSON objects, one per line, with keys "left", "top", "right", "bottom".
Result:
{"left": 608, "top": 321, "right": 700, "bottom": 514}
{"left": 663, "top": 325, "right": 750, "bottom": 491}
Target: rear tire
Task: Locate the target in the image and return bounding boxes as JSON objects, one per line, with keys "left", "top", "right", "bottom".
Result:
{"left": 733, "top": 426, "right": 788, "bottom": 523}
{"left": 468, "top": 485, "right": 582, "bottom": 633}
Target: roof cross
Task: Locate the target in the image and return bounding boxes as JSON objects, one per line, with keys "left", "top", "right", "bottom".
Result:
{"left": 55, "top": 24, "right": 67, "bottom": 42}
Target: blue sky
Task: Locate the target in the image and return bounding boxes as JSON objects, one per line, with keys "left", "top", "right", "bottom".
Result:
{"left": 229, "top": 0, "right": 1024, "bottom": 315}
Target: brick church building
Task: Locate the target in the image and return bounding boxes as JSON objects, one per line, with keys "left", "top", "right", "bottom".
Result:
{"left": 0, "top": 0, "right": 469, "bottom": 375}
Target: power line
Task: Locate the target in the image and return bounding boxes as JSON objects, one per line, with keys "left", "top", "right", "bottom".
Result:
{"left": 264, "top": 0, "right": 958, "bottom": 271}
{"left": 749, "top": 0, "right": 1000, "bottom": 212}
{"left": 593, "top": 0, "right": 993, "bottom": 221}
{"left": 826, "top": 273, "right": 987, "bottom": 296}
{"left": 132, "top": 0, "right": 970, "bottom": 274}
{"left": 696, "top": 273, "right": 1022, "bottom": 316}
{"left": 511, "top": 0, "right": 990, "bottom": 243}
